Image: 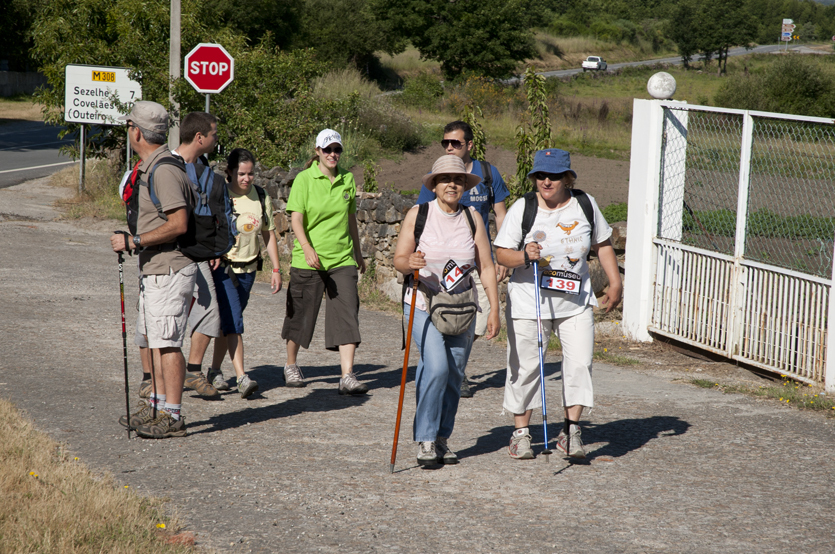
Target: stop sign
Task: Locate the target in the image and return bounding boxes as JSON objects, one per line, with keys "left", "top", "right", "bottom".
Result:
{"left": 184, "top": 43, "right": 235, "bottom": 94}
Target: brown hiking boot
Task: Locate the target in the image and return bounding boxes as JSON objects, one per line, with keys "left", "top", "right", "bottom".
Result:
{"left": 138, "top": 379, "right": 152, "bottom": 399}
{"left": 183, "top": 371, "right": 219, "bottom": 396}
{"left": 135, "top": 411, "right": 187, "bottom": 439}
{"left": 118, "top": 400, "right": 157, "bottom": 430}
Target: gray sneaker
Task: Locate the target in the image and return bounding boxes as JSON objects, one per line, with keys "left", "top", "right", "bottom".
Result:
{"left": 417, "top": 441, "right": 440, "bottom": 467}
{"left": 459, "top": 376, "right": 474, "bottom": 398}
{"left": 508, "top": 430, "right": 535, "bottom": 459}
{"left": 206, "top": 367, "right": 230, "bottom": 391}
{"left": 436, "top": 436, "right": 458, "bottom": 464}
{"left": 283, "top": 363, "right": 306, "bottom": 388}
{"left": 237, "top": 374, "right": 259, "bottom": 399}
{"left": 118, "top": 400, "right": 157, "bottom": 430}
{"left": 339, "top": 372, "right": 369, "bottom": 395}
{"left": 556, "top": 424, "right": 586, "bottom": 459}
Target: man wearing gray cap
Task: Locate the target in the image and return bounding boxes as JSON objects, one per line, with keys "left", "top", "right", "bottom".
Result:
{"left": 111, "top": 100, "right": 197, "bottom": 439}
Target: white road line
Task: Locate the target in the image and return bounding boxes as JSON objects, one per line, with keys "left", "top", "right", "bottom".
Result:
{"left": 0, "top": 140, "right": 73, "bottom": 152}
{"left": 0, "top": 161, "right": 77, "bottom": 174}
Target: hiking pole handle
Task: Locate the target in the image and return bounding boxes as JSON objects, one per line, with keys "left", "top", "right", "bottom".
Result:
{"left": 391, "top": 270, "right": 419, "bottom": 473}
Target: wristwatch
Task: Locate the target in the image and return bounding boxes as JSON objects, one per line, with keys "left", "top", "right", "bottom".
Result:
{"left": 133, "top": 234, "right": 142, "bottom": 249}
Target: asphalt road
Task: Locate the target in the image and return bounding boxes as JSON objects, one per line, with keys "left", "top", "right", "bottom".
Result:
{"left": 533, "top": 44, "right": 782, "bottom": 80}
{"left": 0, "top": 120, "right": 74, "bottom": 189}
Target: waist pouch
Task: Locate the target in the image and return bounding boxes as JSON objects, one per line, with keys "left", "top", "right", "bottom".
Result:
{"left": 419, "top": 279, "right": 477, "bottom": 336}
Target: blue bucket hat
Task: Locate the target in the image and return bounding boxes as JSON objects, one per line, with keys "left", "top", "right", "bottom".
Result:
{"left": 528, "top": 148, "right": 577, "bottom": 179}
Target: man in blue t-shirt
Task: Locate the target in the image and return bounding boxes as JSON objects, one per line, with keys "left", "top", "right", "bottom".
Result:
{"left": 416, "top": 120, "right": 510, "bottom": 397}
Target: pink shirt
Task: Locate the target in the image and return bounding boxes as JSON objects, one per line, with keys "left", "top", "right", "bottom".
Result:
{"left": 404, "top": 200, "right": 479, "bottom": 313}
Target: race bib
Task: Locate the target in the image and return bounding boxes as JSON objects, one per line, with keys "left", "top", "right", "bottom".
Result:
{"left": 539, "top": 269, "right": 581, "bottom": 295}
{"left": 442, "top": 260, "right": 475, "bottom": 291}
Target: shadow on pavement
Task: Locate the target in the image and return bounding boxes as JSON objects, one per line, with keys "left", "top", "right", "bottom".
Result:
{"left": 186, "top": 387, "right": 372, "bottom": 435}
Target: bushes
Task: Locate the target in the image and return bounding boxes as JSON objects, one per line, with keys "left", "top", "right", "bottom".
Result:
{"left": 400, "top": 73, "right": 444, "bottom": 109}
{"left": 714, "top": 56, "right": 835, "bottom": 118}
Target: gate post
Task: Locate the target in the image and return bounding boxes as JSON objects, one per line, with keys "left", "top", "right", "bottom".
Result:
{"left": 623, "top": 99, "right": 664, "bottom": 341}
{"left": 826, "top": 241, "right": 835, "bottom": 393}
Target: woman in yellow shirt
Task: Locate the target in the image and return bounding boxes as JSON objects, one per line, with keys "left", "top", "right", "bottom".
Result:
{"left": 208, "top": 148, "right": 282, "bottom": 398}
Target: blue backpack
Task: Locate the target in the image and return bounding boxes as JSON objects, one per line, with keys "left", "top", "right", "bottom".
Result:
{"left": 136, "top": 156, "right": 237, "bottom": 261}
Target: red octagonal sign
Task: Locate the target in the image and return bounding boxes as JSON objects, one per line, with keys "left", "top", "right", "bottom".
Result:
{"left": 184, "top": 43, "right": 235, "bottom": 94}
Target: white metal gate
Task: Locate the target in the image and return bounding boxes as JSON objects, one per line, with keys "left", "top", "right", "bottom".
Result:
{"left": 623, "top": 100, "right": 835, "bottom": 390}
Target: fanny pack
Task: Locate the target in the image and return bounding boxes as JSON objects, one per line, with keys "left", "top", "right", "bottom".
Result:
{"left": 419, "top": 279, "right": 477, "bottom": 336}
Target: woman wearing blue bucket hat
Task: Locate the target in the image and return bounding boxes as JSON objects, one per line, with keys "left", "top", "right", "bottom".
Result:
{"left": 494, "top": 148, "right": 622, "bottom": 460}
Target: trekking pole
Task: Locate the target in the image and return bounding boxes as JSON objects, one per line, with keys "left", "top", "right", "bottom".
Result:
{"left": 390, "top": 270, "right": 419, "bottom": 473}
{"left": 532, "top": 258, "right": 552, "bottom": 461}
{"left": 117, "top": 249, "right": 132, "bottom": 439}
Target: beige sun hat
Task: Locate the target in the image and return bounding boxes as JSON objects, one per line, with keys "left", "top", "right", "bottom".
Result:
{"left": 421, "top": 155, "right": 482, "bottom": 192}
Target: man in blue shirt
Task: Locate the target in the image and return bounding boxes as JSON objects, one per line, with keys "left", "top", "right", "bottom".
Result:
{"left": 416, "top": 120, "right": 509, "bottom": 397}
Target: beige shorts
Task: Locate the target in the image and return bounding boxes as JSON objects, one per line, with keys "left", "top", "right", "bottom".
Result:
{"left": 503, "top": 305, "right": 595, "bottom": 415}
{"left": 473, "top": 271, "right": 489, "bottom": 337}
{"left": 136, "top": 263, "right": 198, "bottom": 349}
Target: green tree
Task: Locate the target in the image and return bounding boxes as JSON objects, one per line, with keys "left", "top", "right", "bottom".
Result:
{"left": 213, "top": 0, "right": 300, "bottom": 51}
{"left": 372, "top": 0, "right": 546, "bottom": 79}
{"left": 668, "top": 0, "right": 701, "bottom": 68}
{"left": 0, "top": 0, "right": 49, "bottom": 71}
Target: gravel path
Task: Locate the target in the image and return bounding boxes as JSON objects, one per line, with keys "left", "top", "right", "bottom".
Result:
{"left": 2, "top": 178, "right": 834, "bottom": 553}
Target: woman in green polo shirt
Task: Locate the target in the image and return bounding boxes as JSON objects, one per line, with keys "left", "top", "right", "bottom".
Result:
{"left": 281, "top": 129, "right": 368, "bottom": 395}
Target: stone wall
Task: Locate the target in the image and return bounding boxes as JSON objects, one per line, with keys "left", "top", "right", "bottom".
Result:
{"left": 248, "top": 164, "right": 626, "bottom": 313}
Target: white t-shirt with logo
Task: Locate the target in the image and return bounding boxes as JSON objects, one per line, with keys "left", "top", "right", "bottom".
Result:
{"left": 494, "top": 193, "right": 612, "bottom": 320}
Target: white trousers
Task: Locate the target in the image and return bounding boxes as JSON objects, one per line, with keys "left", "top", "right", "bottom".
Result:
{"left": 503, "top": 305, "right": 595, "bottom": 414}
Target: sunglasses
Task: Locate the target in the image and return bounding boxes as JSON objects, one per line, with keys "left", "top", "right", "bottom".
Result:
{"left": 440, "top": 139, "right": 465, "bottom": 149}
{"left": 322, "top": 146, "right": 343, "bottom": 154}
{"left": 533, "top": 171, "right": 567, "bottom": 181}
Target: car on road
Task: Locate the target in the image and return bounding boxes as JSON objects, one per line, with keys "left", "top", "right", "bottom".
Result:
{"left": 581, "top": 56, "right": 607, "bottom": 71}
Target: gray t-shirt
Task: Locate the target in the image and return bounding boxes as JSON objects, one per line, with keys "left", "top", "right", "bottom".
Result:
{"left": 137, "top": 145, "right": 194, "bottom": 275}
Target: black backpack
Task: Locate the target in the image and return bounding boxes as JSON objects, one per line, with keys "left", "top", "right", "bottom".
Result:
{"left": 518, "top": 189, "right": 596, "bottom": 258}
{"left": 127, "top": 156, "right": 237, "bottom": 262}
{"left": 478, "top": 160, "right": 495, "bottom": 209}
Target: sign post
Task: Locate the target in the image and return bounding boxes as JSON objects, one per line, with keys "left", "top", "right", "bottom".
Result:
{"left": 184, "top": 43, "right": 235, "bottom": 114}
{"left": 64, "top": 64, "right": 142, "bottom": 193}
{"left": 782, "top": 19, "right": 795, "bottom": 51}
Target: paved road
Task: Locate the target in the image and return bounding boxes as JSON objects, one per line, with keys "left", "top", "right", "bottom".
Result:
{"left": 533, "top": 44, "right": 782, "bottom": 80}
{"left": 2, "top": 177, "right": 834, "bottom": 553}
{"left": 0, "top": 120, "right": 74, "bottom": 189}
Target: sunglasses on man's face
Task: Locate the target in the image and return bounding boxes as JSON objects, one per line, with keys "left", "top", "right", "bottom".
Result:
{"left": 534, "top": 171, "right": 566, "bottom": 182}
{"left": 322, "top": 146, "right": 343, "bottom": 154}
{"left": 440, "top": 139, "right": 465, "bottom": 149}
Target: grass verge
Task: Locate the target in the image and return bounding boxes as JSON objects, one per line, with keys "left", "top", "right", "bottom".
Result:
{"left": 50, "top": 159, "right": 126, "bottom": 221}
{"left": 0, "top": 398, "right": 194, "bottom": 552}
{"left": 689, "top": 375, "right": 835, "bottom": 416}
{"left": 0, "top": 94, "right": 44, "bottom": 123}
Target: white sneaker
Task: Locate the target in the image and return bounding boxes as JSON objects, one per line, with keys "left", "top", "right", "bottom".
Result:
{"left": 556, "top": 424, "right": 586, "bottom": 459}
{"left": 416, "top": 441, "right": 440, "bottom": 466}
{"left": 237, "top": 374, "right": 258, "bottom": 399}
{"left": 206, "top": 367, "right": 229, "bottom": 391}
{"left": 283, "top": 363, "right": 306, "bottom": 388}
{"left": 508, "top": 428, "right": 534, "bottom": 459}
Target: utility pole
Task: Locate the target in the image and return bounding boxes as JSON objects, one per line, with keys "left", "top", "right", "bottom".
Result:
{"left": 168, "top": 0, "right": 181, "bottom": 149}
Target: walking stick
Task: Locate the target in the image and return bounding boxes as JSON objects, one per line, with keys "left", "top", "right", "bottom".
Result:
{"left": 390, "top": 270, "right": 419, "bottom": 473}
{"left": 532, "top": 259, "right": 552, "bottom": 461}
{"left": 117, "top": 249, "right": 131, "bottom": 439}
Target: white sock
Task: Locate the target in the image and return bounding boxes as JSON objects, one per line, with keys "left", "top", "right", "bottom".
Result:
{"left": 163, "top": 403, "right": 182, "bottom": 420}
{"left": 150, "top": 393, "right": 166, "bottom": 408}
{"left": 514, "top": 427, "right": 529, "bottom": 437}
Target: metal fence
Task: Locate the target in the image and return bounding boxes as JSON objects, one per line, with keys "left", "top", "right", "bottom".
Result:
{"left": 650, "top": 103, "right": 835, "bottom": 384}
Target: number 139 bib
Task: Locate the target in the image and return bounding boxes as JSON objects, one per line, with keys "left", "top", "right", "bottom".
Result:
{"left": 539, "top": 269, "right": 581, "bottom": 295}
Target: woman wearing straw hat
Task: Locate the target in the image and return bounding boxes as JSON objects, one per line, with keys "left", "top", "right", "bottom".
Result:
{"left": 393, "top": 155, "right": 501, "bottom": 467}
{"left": 281, "top": 129, "right": 368, "bottom": 395}
{"left": 494, "top": 148, "right": 622, "bottom": 460}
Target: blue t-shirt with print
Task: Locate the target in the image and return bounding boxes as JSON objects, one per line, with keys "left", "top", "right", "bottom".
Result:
{"left": 415, "top": 160, "right": 509, "bottom": 240}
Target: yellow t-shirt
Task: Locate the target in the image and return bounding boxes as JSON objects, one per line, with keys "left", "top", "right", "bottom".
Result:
{"left": 226, "top": 185, "right": 275, "bottom": 273}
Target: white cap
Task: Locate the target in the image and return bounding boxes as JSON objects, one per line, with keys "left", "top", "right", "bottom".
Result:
{"left": 315, "top": 129, "right": 342, "bottom": 149}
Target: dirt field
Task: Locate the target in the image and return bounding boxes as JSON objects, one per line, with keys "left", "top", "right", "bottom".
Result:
{"left": 352, "top": 144, "right": 630, "bottom": 208}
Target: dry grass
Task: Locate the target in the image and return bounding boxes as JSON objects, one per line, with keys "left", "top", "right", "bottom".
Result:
{"left": 689, "top": 375, "right": 835, "bottom": 416}
{"left": 50, "top": 158, "right": 127, "bottom": 221}
{"left": 0, "top": 95, "right": 44, "bottom": 123}
{"left": 528, "top": 32, "right": 679, "bottom": 73}
{"left": 0, "top": 399, "right": 194, "bottom": 553}
{"left": 377, "top": 46, "right": 440, "bottom": 79}
{"left": 312, "top": 67, "right": 382, "bottom": 101}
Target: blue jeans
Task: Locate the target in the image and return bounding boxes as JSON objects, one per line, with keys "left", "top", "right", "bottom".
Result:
{"left": 212, "top": 267, "right": 256, "bottom": 335}
{"left": 404, "top": 303, "right": 475, "bottom": 442}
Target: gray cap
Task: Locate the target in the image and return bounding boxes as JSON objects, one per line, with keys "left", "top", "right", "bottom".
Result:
{"left": 118, "top": 101, "right": 168, "bottom": 133}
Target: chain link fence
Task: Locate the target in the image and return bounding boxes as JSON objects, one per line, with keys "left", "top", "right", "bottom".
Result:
{"left": 657, "top": 106, "right": 835, "bottom": 279}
